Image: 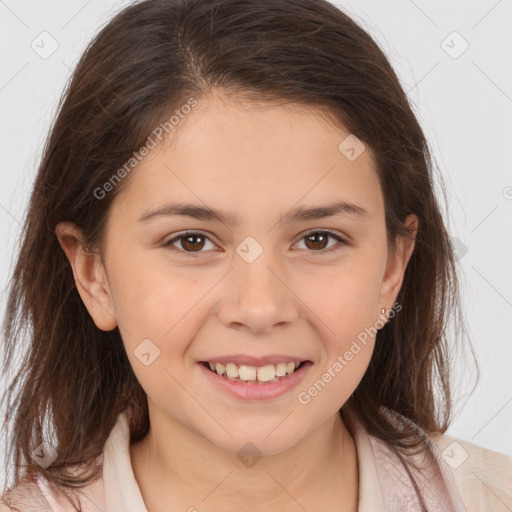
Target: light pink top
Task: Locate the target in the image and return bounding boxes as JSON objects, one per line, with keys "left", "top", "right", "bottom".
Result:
{"left": 2, "top": 406, "right": 511, "bottom": 511}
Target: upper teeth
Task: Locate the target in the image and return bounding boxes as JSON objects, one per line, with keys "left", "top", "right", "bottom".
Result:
{"left": 208, "top": 361, "right": 301, "bottom": 381}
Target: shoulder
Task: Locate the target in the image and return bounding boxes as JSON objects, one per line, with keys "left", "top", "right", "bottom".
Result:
{"left": 431, "top": 432, "right": 512, "bottom": 511}
{"left": 0, "top": 476, "right": 54, "bottom": 512}
{"left": 1, "top": 460, "right": 106, "bottom": 512}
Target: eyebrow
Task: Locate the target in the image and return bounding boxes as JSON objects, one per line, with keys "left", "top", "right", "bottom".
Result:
{"left": 138, "top": 200, "right": 369, "bottom": 226}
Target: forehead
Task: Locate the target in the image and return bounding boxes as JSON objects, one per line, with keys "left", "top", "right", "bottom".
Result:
{"left": 109, "top": 93, "right": 383, "bottom": 226}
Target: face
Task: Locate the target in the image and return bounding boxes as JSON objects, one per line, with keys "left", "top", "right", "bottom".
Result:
{"left": 57, "top": 90, "right": 417, "bottom": 456}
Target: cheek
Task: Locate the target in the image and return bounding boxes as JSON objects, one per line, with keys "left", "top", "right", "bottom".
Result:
{"left": 107, "top": 251, "right": 218, "bottom": 387}
{"left": 304, "top": 259, "right": 382, "bottom": 340}
{"left": 296, "top": 266, "right": 380, "bottom": 413}
{"left": 107, "top": 238, "right": 180, "bottom": 316}
{"left": 296, "top": 252, "right": 383, "bottom": 395}
{"left": 105, "top": 247, "right": 191, "bottom": 353}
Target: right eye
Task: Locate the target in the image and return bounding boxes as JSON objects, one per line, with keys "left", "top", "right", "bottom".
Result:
{"left": 163, "top": 231, "right": 217, "bottom": 257}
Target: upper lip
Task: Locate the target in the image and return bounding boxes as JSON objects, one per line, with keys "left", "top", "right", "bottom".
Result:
{"left": 200, "top": 354, "right": 311, "bottom": 366}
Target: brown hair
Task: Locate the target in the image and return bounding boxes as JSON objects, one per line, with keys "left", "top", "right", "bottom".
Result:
{"left": 1, "top": 0, "right": 478, "bottom": 509}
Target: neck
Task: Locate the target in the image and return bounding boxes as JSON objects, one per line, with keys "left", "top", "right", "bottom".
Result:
{"left": 130, "top": 404, "right": 359, "bottom": 512}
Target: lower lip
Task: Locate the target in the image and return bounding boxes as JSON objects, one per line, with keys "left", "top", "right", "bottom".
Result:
{"left": 197, "top": 361, "right": 313, "bottom": 400}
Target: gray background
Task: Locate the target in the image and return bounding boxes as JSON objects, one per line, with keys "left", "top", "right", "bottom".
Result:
{"left": 1, "top": 0, "right": 511, "bottom": 490}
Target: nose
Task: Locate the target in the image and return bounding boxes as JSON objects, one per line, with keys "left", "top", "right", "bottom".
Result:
{"left": 216, "top": 249, "right": 300, "bottom": 336}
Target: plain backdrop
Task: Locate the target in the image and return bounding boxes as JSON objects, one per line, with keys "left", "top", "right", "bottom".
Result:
{"left": 1, "top": 0, "right": 511, "bottom": 491}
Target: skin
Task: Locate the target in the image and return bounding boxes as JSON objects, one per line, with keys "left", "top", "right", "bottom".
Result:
{"left": 56, "top": 89, "right": 418, "bottom": 512}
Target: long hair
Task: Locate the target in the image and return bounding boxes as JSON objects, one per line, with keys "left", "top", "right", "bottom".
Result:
{"left": 1, "top": 0, "right": 478, "bottom": 509}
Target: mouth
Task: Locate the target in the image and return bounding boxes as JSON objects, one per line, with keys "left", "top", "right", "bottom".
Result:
{"left": 197, "top": 358, "right": 313, "bottom": 400}
{"left": 200, "top": 360, "right": 308, "bottom": 383}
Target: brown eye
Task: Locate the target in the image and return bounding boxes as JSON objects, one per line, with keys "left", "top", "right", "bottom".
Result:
{"left": 295, "top": 230, "right": 346, "bottom": 253}
{"left": 165, "top": 231, "right": 216, "bottom": 255}
{"left": 164, "top": 229, "right": 347, "bottom": 258}
{"left": 180, "top": 233, "right": 206, "bottom": 252}
{"left": 304, "top": 232, "right": 329, "bottom": 250}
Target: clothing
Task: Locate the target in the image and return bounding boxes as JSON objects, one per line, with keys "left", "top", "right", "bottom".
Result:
{"left": 1, "top": 406, "right": 511, "bottom": 511}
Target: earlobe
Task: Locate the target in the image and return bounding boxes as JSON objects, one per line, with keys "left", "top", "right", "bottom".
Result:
{"left": 55, "top": 221, "right": 117, "bottom": 331}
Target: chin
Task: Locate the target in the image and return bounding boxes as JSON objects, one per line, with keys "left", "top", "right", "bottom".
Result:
{"left": 203, "top": 424, "right": 303, "bottom": 460}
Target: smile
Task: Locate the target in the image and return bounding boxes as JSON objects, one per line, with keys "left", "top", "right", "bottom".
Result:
{"left": 203, "top": 361, "right": 304, "bottom": 383}
{"left": 197, "top": 360, "right": 313, "bottom": 400}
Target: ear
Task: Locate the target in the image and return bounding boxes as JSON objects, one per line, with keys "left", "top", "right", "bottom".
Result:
{"left": 55, "top": 221, "right": 117, "bottom": 331}
{"left": 378, "top": 213, "right": 419, "bottom": 319}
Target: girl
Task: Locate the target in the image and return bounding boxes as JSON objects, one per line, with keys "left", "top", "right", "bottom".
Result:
{"left": 1, "top": 0, "right": 511, "bottom": 511}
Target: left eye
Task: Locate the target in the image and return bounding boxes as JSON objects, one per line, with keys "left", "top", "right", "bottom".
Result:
{"left": 164, "top": 230, "right": 347, "bottom": 256}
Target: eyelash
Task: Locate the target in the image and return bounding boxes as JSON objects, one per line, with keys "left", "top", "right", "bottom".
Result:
{"left": 163, "top": 229, "right": 348, "bottom": 257}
